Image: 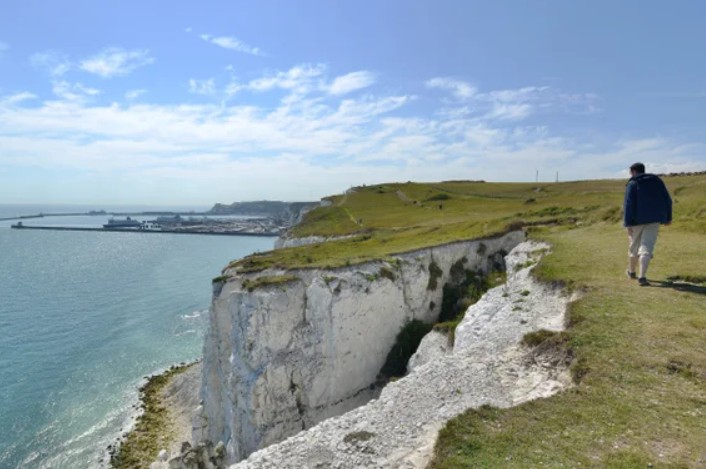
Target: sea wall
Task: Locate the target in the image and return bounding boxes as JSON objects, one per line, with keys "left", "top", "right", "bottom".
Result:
{"left": 198, "top": 230, "right": 525, "bottom": 463}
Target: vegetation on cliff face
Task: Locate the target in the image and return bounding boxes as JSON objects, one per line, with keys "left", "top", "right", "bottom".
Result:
{"left": 110, "top": 363, "right": 194, "bottom": 469}
{"left": 378, "top": 319, "right": 433, "bottom": 380}
{"left": 227, "top": 174, "right": 706, "bottom": 273}
{"left": 241, "top": 274, "right": 300, "bottom": 292}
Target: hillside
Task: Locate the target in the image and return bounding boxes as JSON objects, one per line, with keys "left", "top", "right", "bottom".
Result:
{"left": 223, "top": 174, "right": 705, "bottom": 467}
{"left": 230, "top": 174, "right": 705, "bottom": 273}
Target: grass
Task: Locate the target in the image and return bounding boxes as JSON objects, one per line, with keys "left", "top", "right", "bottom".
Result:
{"left": 241, "top": 274, "right": 300, "bottom": 292}
{"left": 211, "top": 274, "right": 231, "bottom": 283}
{"left": 429, "top": 222, "right": 706, "bottom": 468}
{"left": 110, "top": 363, "right": 194, "bottom": 469}
{"left": 225, "top": 174, "right": 706, "bottom": 273}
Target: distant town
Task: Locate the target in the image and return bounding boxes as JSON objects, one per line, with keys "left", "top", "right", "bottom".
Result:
{"left": 6, "top": 201, "right": 317, "bottom": 237}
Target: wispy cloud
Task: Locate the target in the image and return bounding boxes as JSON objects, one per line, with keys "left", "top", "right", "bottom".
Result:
{"left": 328, "top": 71, "right": 377, "bottom": 96}
{"left": 125, "top": 89, "right": 147, "bottom": 100}
{"left": 199, "top": 33, "right": 264, "bottom": 56}
{"left": 485, "top": 103, "right": 533, "bottom": 121}
{"left": 248, "top": 64, "right": 325, "bottom": 95}
{"left": 214, "top": 66, "right": 374, "bottom": 101}
{"left": 426, "top": 77, "right": 477, "bottom": 99}
{"left": 30, "top": 51, "right": 72, "bottom": 76}
{"left": 188, "top": 78, "right": 217, "bottom": 95}
{"left": 1, "top": 92, "right": 36, "bottom": 105}
{"left": 428, "top": 77, "right": 597, "bottom": 121}
{"left": 52, "top": 81, "right": 101, "bottom": 101}
{"left": 79, "top": 48, "right": 154, "bottom": 78}
{"left": 0, "top": 41, "right": 8, "bottom": 56}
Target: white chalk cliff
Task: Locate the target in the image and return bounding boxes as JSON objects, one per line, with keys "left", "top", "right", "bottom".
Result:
{"left": 228, "top": 240, "right": 573, "bottom": 469}
{"left": 197, "top": 231, "right": 526, "bottom": 463}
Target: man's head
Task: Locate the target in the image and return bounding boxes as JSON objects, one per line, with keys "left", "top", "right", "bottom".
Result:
{"left": 630, "top": 162, "right": 646, "bottom": 177}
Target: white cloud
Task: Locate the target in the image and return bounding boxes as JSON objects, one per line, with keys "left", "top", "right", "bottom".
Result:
{"left": 426, "top": 77, "right": 477, "bottom": 99}
{"left": 1, "top": 92, "right": 37, "bottom": 105}
{"left": 487, "top": 86, "right": 549, "bottom": 103}
{"left": 79, "top": 48, "right": 154, "bottom": 78}
{"left": 188, "top": 65, "right": 377, "bottom": 102}
{"left": 429, "top": 78, "right": 597, "bottom": 122}
{"left": 30, "top": 51, "right": 72, "bottom": 76}
{"left": 1, "top": 66, "right": 701, "bottom": 204}
{"left": 485, "top": 103, "right": 533, "bottom": 121}
{"left": 199, "top": 34, "right": 264, "bottom": 56}
{"left": 51, "top": 81, "right": 101, "bottom": 102}
{"left": 188, "top": 78, "right": 217, "bottom": 95}
{"left": 248, "top": 64, "right": 325, "bottom": 92}
{"left": 328, "top": 71, "right": 376, "bottom": 96}
{"left": 125, "top": 89, "right": 147, "bottom": 100}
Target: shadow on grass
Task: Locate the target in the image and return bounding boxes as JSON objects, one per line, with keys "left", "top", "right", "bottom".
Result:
{"left": 649, "top": 280, "right": 706, "bottom": 296}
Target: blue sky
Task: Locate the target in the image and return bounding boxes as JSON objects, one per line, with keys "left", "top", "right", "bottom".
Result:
{"left": 1, "top": 0, "right": 704, "bottom": 205}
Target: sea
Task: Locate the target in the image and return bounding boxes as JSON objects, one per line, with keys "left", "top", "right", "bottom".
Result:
{"left": 0, "top": 204, "right": 274, "bottom": 469}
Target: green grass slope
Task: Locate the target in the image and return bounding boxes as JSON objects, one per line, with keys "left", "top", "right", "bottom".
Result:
{"left": 430, "top": 223, "right": 706, "bottom": 468}
{"left": 224, "top": 173, "right": 705, "bottom": 467}
{"left": 228, "top": 174, "right": 704, "bottom": 273}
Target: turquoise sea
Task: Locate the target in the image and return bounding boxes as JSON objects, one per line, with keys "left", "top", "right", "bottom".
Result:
{"left": 0, "top": 205, "right": 274, "bottom": 468}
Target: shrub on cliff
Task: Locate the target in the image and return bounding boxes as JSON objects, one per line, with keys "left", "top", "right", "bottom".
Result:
{"left": 379, "top": 320, "right": 433, "bottom": 380}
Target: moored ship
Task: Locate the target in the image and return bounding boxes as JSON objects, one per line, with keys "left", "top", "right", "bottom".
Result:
{"left": 103, "top": 217, "right": 144, "bottom": 229}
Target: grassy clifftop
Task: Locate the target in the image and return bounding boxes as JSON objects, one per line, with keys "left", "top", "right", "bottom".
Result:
{"left": 223, "top": 173, "right": 706, "bottom": 467}
{"left": 431, "top": 222, "right": 706, "bottom": 468}
{"left": 229, "top": 174, "right": 705, "bottom": 273}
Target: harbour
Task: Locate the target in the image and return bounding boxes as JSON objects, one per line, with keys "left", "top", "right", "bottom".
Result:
{"left": 4, "top": 209, "right": 291, "bottom": 237}
{"left": 10, "top": 223, "right": 278, "bottom": 237}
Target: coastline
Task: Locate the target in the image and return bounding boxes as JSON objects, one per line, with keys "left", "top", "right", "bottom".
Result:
{"left": 109, "top": 361, "right": 201, "bottom": 469}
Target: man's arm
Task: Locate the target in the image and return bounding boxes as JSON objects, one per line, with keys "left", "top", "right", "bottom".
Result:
{"left": 661, "top": 179, "right": 672, "bottom": 224}
{"left": 623, "top": 181, "right": 637, "bottom": 227}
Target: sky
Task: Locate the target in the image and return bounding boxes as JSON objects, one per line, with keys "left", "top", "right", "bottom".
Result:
{"left": 1, "top": 0, "right": 705, "bottom": 205}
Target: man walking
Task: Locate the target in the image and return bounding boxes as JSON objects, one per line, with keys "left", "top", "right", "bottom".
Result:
{"left": 623, "top": 162, "right": 672, "bottom": 286}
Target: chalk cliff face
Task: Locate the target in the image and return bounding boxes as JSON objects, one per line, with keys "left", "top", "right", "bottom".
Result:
{"left": 199, "top": 231, "right": 525, "bottom": 463}
{"left": 230, "top": 240, "right": 572, "bottom": 469}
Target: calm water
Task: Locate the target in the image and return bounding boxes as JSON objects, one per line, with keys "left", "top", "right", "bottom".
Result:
{"left": 0, "top": 205, "right": 274, "bottom": 468}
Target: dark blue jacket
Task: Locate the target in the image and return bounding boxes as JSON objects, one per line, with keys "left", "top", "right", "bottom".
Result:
{"left": 623, "top": 173, "right": 672, "bottom": 227}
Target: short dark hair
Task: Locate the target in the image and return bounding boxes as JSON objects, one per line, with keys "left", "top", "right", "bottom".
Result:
{"left": 630, "top": 162, "right": 645, "bottom": 174}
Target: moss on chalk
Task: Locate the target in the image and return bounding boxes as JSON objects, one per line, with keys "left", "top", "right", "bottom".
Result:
{"left": 110, "top": 362, "right": 195, "bottom": 469}
{"left": 242, "top": 274, "right": 300, "bottom": 292}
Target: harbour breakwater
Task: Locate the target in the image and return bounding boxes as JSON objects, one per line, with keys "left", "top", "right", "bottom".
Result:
{"left": 10, "top": 224, "right": 279, "bottom": 237}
